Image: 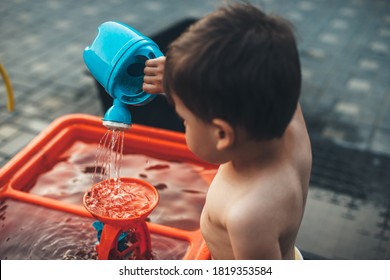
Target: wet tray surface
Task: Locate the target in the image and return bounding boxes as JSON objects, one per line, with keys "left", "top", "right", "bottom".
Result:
{"left": 0, "top": 114, "right": 217, "bottom": 260}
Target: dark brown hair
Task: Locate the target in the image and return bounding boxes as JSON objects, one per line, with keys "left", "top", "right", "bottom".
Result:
{"left": 164, "top": 2, "right": 301, "bottom": 140}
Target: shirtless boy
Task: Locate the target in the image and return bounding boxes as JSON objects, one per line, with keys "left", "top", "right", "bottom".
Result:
{"left": 143, "top": 2, "right": 312, "bottom": 259}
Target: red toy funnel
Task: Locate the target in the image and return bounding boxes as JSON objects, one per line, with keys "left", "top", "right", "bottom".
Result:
{"left": 83, "top": 177, "right": 159, "bottom": 259}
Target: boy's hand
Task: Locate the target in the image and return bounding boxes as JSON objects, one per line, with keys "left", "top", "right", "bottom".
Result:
{"left": 143, "top": 56, "right": 166, "bottom": 94}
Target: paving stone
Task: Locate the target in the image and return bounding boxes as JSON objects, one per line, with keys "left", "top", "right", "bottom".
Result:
{"left": 347, "top": 78, "right": 372, "bottom": 92}
{"left": 370, "top": 129, "right": 390, "bottom": 156}
{"left": 335, "top": 102, "right": 360, "bottom": 117}
{"left": 0, "top": 131, "right": 37, "bottom": 156}
{"left": 358, "top": 59, "right": 380, "bottom": 71}
{"left": 319, "top": 122, "right": 373, "bottom": 150}
{"left": 0, "top": 124, "right": 19, "bottom": 142}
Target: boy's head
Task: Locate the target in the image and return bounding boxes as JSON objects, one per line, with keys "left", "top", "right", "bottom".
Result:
{"left": 164, "top": 2, "right": 301, "bottom": 141}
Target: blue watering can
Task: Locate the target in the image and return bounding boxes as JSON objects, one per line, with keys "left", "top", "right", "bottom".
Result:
{"left": 83, "top": 21, "right": 163, "bottom": 129}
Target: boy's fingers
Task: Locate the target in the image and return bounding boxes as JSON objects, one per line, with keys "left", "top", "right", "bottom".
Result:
{"left": 144, "top": 66, "right": 156, "bottom": 76}
{"left": 145, "top": 58, "right": 160, "bottom": 67}
{"left": 143, "top": 83, "right": 159, "bottom": 94}
{"left": 143, "top": 82, "right": 150, "bottom": 90}
{"left": 143, "top": 76, "right": 158, "bottom": 84}
{"left": 145, "top": 56, "right": 166, "bottom": 67}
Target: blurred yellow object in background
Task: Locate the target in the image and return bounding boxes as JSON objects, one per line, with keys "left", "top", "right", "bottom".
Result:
{"left": 0, "top": 63, "right": 14, "bottom": 112}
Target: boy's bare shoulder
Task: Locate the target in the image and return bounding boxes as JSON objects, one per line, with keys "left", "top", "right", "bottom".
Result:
{"left": 226, "top": 123, "right": 310, "bottom": 235}
{"left": 228, "top": 165, "right": 304, "bottom": 225}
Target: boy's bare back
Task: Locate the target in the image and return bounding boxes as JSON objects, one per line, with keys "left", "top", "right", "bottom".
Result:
{"left": 200, "top": 105, "right": 312, "bottom": 260}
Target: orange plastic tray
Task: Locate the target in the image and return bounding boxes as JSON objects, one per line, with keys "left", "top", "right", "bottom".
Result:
{"left": 0, "top": 114, "right": 217, "bottom": 260}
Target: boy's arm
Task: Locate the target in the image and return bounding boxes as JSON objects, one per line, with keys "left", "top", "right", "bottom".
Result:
{"left": 143, "top": 57, "right": 166, "bottom": 94}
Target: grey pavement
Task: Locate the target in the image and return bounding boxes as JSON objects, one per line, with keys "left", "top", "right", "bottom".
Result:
{"left": 0, "top": 0, "right": 389, "bottom": 259}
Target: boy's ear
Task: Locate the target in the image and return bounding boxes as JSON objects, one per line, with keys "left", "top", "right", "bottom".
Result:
{"left": 212, "top": 119, "right": 235, "bottom": 151}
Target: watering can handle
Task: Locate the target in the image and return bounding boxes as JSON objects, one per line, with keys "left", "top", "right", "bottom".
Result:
{"left": 0, "top": 64, "right": 14, "bottom": 112}
{"left": 137, "top": 44, "right": 163, "bottom": 59}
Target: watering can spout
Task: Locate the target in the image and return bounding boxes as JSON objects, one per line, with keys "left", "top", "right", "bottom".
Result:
{"left": 103, "top": 98, "right": 132, "bottom": 130}
{"left": 83, "top": 21, "right": 163, "bottom": 130}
